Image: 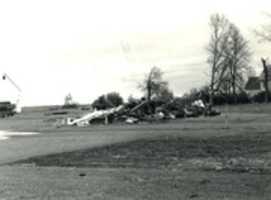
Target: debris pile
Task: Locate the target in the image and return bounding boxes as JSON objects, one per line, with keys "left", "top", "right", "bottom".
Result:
{"left": 61, "top": 98, "right": 220, "bottom": 127}
{"left": 67, "top": 105, "right": 124, "bottom": 126}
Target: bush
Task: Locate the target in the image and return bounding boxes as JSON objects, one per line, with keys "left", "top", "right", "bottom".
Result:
{"left": 62, "top": 103, "right": 79, "bottom": 109}
{"left": 213, "top": 92, "right": 250, "bottom": 105}
{"left": 92, "top": 92, "right": 124, "bottom": 110}
{"left": 252, "top": 92, "right": 271, "bottom": 103}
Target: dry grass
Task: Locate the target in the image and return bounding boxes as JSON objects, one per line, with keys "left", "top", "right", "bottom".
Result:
{"left": 16, "top": 132, "right": 271, "bottom": 170}
{"left": 2, "top": 103, "right": 271, "bottom": 199}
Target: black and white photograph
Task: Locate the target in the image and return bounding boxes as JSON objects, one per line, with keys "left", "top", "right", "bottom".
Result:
{"left": 0, "top": 0, "right": 271, "bottom": 199}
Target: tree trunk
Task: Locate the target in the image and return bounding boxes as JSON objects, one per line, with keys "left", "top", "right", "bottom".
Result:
{"left": 261, "top": 58, "right": 269, "bottom": 103}
{"left": 147, "top": 85, "right": 151, "bottom": 101}
{"left": 209, "top": 80, "right": 214, "bottom": 107}
{"left": 209, "top": 93, "right": 214, "bottom": 109}
{"left": 209, "top": 63, "right": 216, "bottom": 107}
{"left": 146, "top": 79, "right": 152, "bottom": 114}
{"left": 232, "top": 75, "right": 237, "bottom": 104}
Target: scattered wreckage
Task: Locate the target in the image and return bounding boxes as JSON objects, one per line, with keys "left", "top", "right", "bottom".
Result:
{"left": 66, "top": 105, "right": 125, "bottom": 126}
{"left": 60, "top": 99, "right": 220, "bottom": 127}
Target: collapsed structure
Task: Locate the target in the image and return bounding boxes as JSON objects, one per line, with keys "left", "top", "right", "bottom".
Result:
{"left": 67, "top": 105, "right": 124, "bottom": 126}
{"left": 63, "top": 98, "right": 220, "bottom": 127}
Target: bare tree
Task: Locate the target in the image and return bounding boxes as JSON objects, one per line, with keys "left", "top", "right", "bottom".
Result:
{"left": 261, "top": 58, "right": 270, "bottom": 102}
{"left": 138, "top": 66, "right": 168, "bottom": 101}
{"left": 226, "top": 24, "right": 251, "bottom": 103}
{"left": 207, "top": 14, "right": 251, "bottom": 105}
{"left": 92, "top": 92, "right": 124, "bottom": 110}
{"left": 206, "top": 14, "right": 231, "bottom": 106}
{"left": 155, "top": 87, "right": 174, "bottom": 103}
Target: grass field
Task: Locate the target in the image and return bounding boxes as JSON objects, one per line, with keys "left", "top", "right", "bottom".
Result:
{"left": 1, "top": 103, "right": 271, "bottom": 199}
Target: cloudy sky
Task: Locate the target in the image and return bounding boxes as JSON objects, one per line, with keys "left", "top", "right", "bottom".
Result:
{"left": 0, "top": 0, "right": 270, "bottom": 106}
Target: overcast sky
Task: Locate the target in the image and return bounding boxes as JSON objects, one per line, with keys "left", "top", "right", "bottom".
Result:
{"left": 0, "top": 0, "right": 270, "bottom": 106}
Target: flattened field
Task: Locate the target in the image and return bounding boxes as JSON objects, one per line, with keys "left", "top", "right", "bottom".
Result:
{"left": 1, "top": 104, "right": 271, "bottom": 199}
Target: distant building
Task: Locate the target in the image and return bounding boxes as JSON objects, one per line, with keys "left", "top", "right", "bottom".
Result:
{"left": 245, "top": 76, "right": 262, "bottom": 97}
{"left": 245, "top": 65, "right": 271, "bottom": 97}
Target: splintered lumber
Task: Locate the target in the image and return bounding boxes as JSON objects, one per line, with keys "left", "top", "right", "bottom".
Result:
{"left": 129, "top": 100, "right": 148, "bottom": 114}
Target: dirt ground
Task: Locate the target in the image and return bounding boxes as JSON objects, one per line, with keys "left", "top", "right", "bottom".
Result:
{"left": 1, "top": 104, "right": 271, "bottom": 199}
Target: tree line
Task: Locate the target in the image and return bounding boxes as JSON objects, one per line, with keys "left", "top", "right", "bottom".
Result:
{"left": 90, "top": 13, "right": 271, "bottom": 109}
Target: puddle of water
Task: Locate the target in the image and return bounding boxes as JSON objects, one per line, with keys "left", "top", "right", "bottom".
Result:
{"left": 0, "top": 131, "right": 40, "bottom": 140}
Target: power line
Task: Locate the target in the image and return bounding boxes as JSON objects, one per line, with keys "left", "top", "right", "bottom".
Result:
{"left": 122, "top": 64, "right": 208, "bottom": 82}
{"left": 119, "top": 40, "right": 210, "bottom": 86}
{"left": 119, "top": 40, "right": 208, "bottom": 72}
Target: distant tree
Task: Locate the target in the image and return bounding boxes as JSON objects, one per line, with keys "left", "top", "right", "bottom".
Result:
{"left": 92, "top": 92, "right": 123, "bottom": 110}
{"left": 206, "top": 14, "right": 231, "bottom": 106}
{"left": 207, "top": 14, "right": 251, "bottom": 105}
{"left": 219, "top": 75, "right": 232, "bottom": 96}
{"left": 106, "top": 92, "right": 124, "bottom": 107}
{"left": 92, "top": 95, "right": 107, "bottom": 110}
{"left": 138, "top": 66, "right": 169, "bottom": 101}
{"left": 154, "top": 87, "right": 174, "bottom": 103}
{"left": 224, "top": 23, "right": 251, "bottom": 103}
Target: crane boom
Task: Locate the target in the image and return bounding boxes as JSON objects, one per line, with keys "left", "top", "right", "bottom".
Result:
{"left": 2, "top": 73, "right": 22, "bottom": 93}
{"left": 2, "top": 73, "right": 22, "bottom": 113}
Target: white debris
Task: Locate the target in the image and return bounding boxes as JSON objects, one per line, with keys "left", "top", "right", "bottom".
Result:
{"left": 168, "top": 113, "right": 176, "bottom": 119}
{"left": 192, "top": 99, "right": 205, "bottom": 108}
{"left": 68, "top": 105, "right": 124, "bottom": 126}
{"left": 125, "top": 117, "right": 139, "bottom": 124}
